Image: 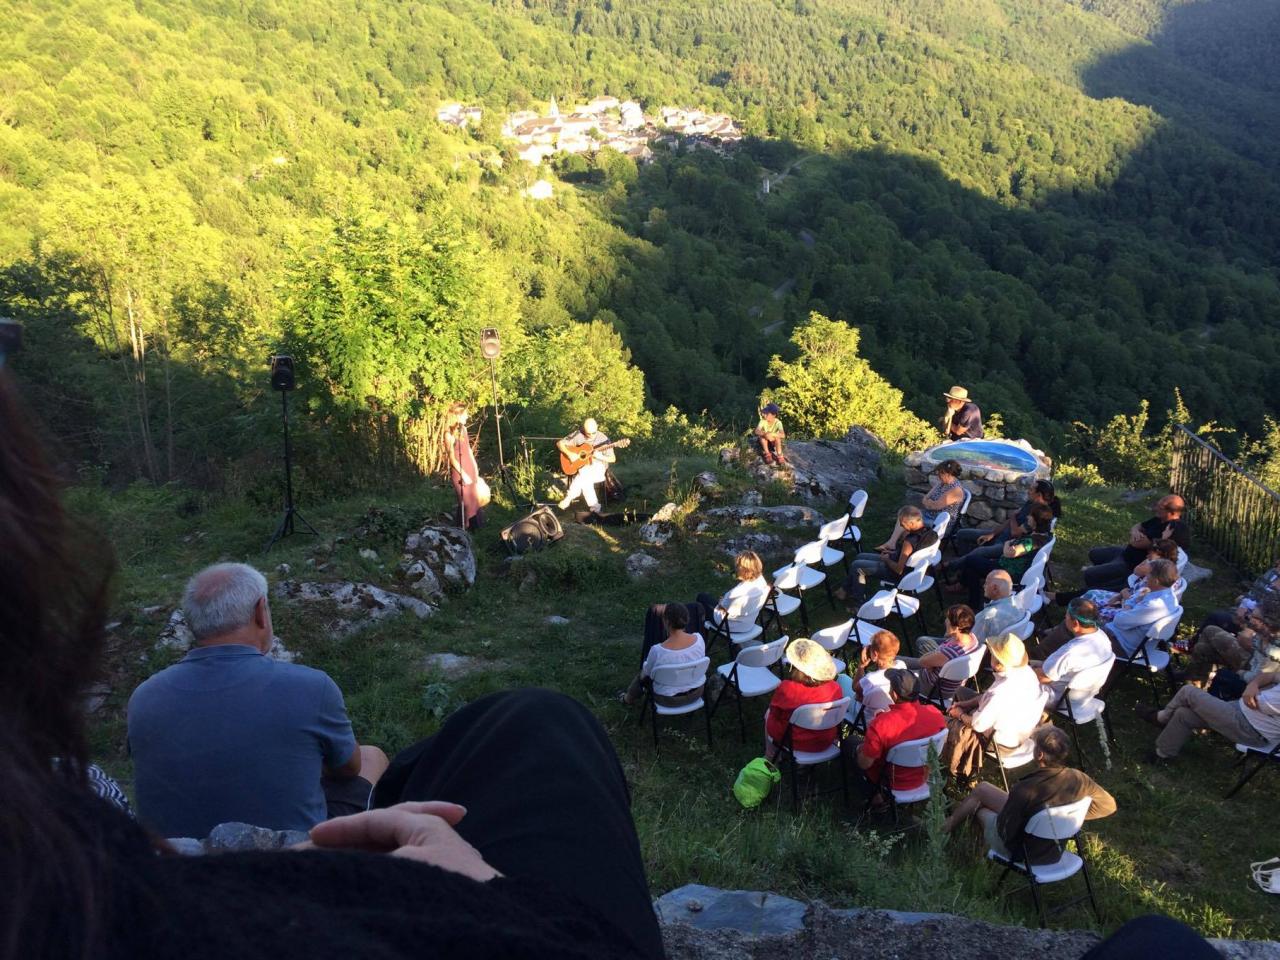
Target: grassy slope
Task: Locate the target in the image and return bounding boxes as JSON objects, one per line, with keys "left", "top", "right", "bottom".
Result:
{"left": 82, "top": 456, "right": 1276, "bottom": 940}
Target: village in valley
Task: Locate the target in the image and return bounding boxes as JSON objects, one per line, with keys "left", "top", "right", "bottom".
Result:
{"left": 436, "top": 95, "right": 743, "bottom": 166}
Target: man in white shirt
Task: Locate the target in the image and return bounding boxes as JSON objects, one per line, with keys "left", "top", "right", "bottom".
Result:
{"left": 1034, "top": 599, "right": 1114, "bottom": 709}
{"left": 557, "top": 418, "right": 615, "bottom": 514}
{"left": 1105, "top": 559, "right": 1180, "bottom": 657}
{"left": 973, "top": 571, "right": 1022, "bottom": 642}
{"left": 1142, "top": 670, "right": 1280, "bottom": 761}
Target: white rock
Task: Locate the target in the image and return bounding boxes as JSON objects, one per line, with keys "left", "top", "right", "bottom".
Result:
{"left": 740, "top": 490, "right": 763, "bottom": 506}
{"left": 155, "top": 608, "right": 297, "bottom": 662}
{"left": 626, "top": 552, "right": 660, "bottom": 579}
{"left": 1182, "top": 560, "right": 1213, "bottom": 585}
{"left": 272, "top": 580, "right": 433, "bottom": 638}
{"left": 400, "top": 524, "right": 477, "bottom": 592}
{"left": 358, "top": 548, "right": 379, "bottom": 561}
{"left": 652, "top": 501, "right": 680, "bottom": 522}
{"left": 545, "top": 615, "right": 571, "bottom": 626}
{"left": 422, "top": 652, "right": 489, "bottom": 678}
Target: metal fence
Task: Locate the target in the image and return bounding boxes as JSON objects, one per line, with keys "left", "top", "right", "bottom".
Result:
{"left": 1170, "top": 426, "right": 1280, "bottom": 575}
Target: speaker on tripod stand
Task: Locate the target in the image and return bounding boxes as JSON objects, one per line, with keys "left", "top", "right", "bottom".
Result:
{"left": 265, "top": 355, "right": 318, "bottom": 551}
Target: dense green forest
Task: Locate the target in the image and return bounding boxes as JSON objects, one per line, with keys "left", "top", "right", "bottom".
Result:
{"left": 1, "top": 0, "right": 1278, "bottom": 490}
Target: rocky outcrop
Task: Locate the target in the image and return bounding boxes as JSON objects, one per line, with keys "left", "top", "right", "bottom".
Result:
{"left": 655, "top": 884, "right": 1279, "bottom": 960}
{"left": 640, "top": 502, "right": 681, "bottom": 546}
{"left": 167, "top": 821, "right": 310, "bottom": 855}
{"left": 272, "top": 580, "right": 433, "bottom": 637}
{"left": 155, "top": 609, "right": 297, "bottom": 662}
{"left": 719, "top": 533, "right": 785, "bottom": 559}
{"left": 705, "top": 505, "right": 824, "bottom": 528}
{"left": 904, "top": 438, "right": 1052, "bottom": 527}
{"left": 781, "top": 427, "right": 884, "bottom": 502}
{"left": 399, "top": 525, "right": 477, "bottom": 599}
{"left": 627, "top": 551, "right": 661, "bottom": 579}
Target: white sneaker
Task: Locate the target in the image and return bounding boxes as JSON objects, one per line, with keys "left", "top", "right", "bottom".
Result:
{"left": 558, "top": 497, "right": 572, "bottom": 510}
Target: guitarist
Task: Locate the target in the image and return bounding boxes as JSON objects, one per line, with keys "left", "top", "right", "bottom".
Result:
{"left": 557, "top": 417, "right": 616, "bottom": 515}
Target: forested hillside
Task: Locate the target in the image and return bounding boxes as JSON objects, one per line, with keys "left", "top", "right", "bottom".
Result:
{"left": 2, "top": 0, "right": 1278, "bottom": 488}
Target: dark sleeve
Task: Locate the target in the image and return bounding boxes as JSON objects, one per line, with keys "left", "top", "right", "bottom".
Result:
{"left": 1171, "top": 521, "right": 1191, "bottom": 549}
{"left": 962, "top": 405, "right": 983, "bottom": 437}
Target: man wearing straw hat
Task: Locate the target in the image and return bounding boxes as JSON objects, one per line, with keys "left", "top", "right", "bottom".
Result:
{"left": 942, "top": 385, "right": 984, "bottom": 440}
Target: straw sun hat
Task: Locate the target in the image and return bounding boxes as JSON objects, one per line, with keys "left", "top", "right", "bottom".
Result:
{"left": 943, "top": 385, "right": 971, "bottom": 402}
{"left": 987, "top": 632, "right": 1029, "bottom": 670}
{"left": 786, "top": 638, "right": 838, "bottom": 683}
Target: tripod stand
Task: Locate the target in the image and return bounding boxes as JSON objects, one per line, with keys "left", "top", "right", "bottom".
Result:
{"left": 265, "top": 388, "right": 317, "bottom": 551}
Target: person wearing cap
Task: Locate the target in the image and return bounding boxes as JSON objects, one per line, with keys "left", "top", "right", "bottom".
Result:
{"left": 754, "top": 403, "right": 787, "bottom": 465}
{"left": 942, "top": 386, "right": 984, "bottom": 441}
{"left": 764, "top": 639, "right": 843, "bottom": 760}
{"left": 940, "top": 632, "right": 1047, "bottom": 782}
{"left": 1032, "top": 599, "right": 1114, "bottom": 709}
{"left": 942, "top": 726, "right": 1115, "bottom": 863}
{"left": 852, "top": 668, "right": 946, "bottom": 798}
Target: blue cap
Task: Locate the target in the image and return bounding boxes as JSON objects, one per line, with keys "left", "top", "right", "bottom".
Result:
{"left": 761, "top": 403, "right": 781, "bottom": 415}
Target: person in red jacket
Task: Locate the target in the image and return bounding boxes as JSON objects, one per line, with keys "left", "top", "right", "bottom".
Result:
{"left": 855, "top": 669, "right": 946, "bottom": 796}
{"left": 765, "top": 639, "right": 844, "bottom": 758}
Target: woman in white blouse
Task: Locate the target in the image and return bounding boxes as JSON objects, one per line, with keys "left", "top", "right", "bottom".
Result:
{"left": 623, "top": 603, "right": 706, "bottom": 706}
{"left": 697, "top": 550, "right": 769, "bottom": 635}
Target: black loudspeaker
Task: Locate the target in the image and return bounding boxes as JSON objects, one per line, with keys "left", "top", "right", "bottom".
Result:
{"left": 269, "top": 354, "right": 296, "bottom": 391}
{"left": 501, "top": 505, "right": 564, "bottom": 554}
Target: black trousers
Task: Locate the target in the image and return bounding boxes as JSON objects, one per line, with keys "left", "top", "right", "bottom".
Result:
{"left": 1082, "top": 915, "right": 1218, "bottom": 959}
{"left": 372, "top": 689, "right": 664, "bottom": 960}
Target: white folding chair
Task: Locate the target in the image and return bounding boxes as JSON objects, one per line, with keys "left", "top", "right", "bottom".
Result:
{"left": 941, "top": 488, "right": 973, "bottom": 552}
{"left": 1114, "top": 606, "right": 1183, "bottom": 705}
{"left": 924, "top": 644, "right": 987, "bottom": 710}
{"left": 1013, "top": 577, "right": 1045, "bottom": 622}
{"left": 869, "top": 729, "right": 949, "bottom": 824}
{"left": 773, "top": 697, "right": 851, "bottom": 810}
{"left": 712, "top": 636, "right": 786, "bottom": 742}
{"left": 1053, "top": 655, "right": 1116, "bottom": 769}
{"left": 1172, "top": 576, "right": 1188, "bottom": 602}
{"left": 1175, "top": 546, "right": 1189, "bottom": 575}
{"left": 773, "top": 540, "right": 833, "bottom": 607}
{"left": 642, "top": 657, "right": 712, "bottom": 749}
{"left": 837, "top": 489, "right": 869, "bottom": 552}
{"left": 761, "top": 582, "right": 803, "bottom": 640}
{"left": 1226, "top": 740, "right": 1280, "bottom": 799}
{"left": 811, "top": 619, "right": 854, "bottom": 672}
{"left": 984, "top": 690, "right": 1050, "bottom": 790}
{"left": 867, "top": 564, "right": 931, "bottom": 650}
{"left": 703, "top": 589, "right": 766, "bottom": 655}
{"left": 988, "top": 797, "right": 1101, "bottom": 927}
{"left": 853, "top": 589, "right": 899, "bottom": 647}
{"left": 1006, "top": 613, "right": 1036, "bottom": 643}
{"left": 771, "top": 561, "right": 826, "bottom": 634}
{"left": 931, "top": 512, "right": 951, "bottom": 541}
{"left": 817, "top": 515, "right": 852, "bottom": 573}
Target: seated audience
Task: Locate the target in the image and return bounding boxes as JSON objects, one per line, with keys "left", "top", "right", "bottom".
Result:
{"left": 1177, "top": 594, "right": 1280, "bottom": 693}
{"left": 754, "top": 402, "right": 787, "bottom": 465}
{"left": 952, "top": 503, "right": 1054, "bottom": 609}
{"left": 655, "top": 549, "right": 767, "bottom": 658}
{"left": 128, "top": 562, "right": 389, "bottom": 838}
{"left": 1082, "top": 494, "right": 1189, "bottom": 591}
{"left": 941, "top": 633, "right": 1046, "bottom": 782}
{"left": 1100, "top": 558, "right": 1180, "bottom": 658}
{"left": 953, "top": 479, "right": 1060, "bottom": 559}
{"left": 765, "top": 639, "right": 843, "bottom": 760}
{"left": 942, "top": 385, "right": 984, "bottom": 440}
{"left": 852, "top": 669, "right": 946, "bottom": 801}
{"left": 1031, "top": 599, "right": 1114, "bottom": 708}
{"left": 837, "top": 505, "right": 937, "bottom": 601}
{"left": 942, "top": 726, "right": 1116, "bottom": 863}
{"left": 878, "top": 461, "right": 965, "bottom": 554}
{"left": 1056, "top": 538, "right": 1178, "bottom": 609}
{"left": 1191, "top": 558, "right": 1280, "bottom": 640}
{"left": 972, "top": 570, "right": 1023, "bottom": 639}
{"left": 899, "top": 604, "right": 980, "bottom": 701}
{"left": 839, "top": 629, "right": 906, "bottom": 723}
{"left": 624, "top": 602, "right": 706, "bottom": 706}
{"left": 1140, "top": 669, "right": 1280, "bottom": 763}
{"left": 2, "top": 365, "right": 666, "bottom": 960}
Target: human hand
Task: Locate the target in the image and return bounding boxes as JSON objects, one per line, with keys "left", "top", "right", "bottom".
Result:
{"left": 976, "top": 533, "right": 993, "bottom": 545}
{"left": 304, "top": 801, "right": 502, "bottom": 882}
{"left": 1243, "top": 682, "right": 1261, "bottom": 710}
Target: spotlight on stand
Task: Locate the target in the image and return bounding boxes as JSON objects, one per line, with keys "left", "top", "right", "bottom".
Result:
{"left": 264, "top": 354, "right": 317, "bottom": 551}
{"left": 479, "top": 328, "right": 506, "bottom": 475}
{"left": 0, "top": 317, "right": 22, "bottom": 368}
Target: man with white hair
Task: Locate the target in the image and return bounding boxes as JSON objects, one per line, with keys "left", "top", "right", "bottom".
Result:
{"left": 128, "top": 563, "right": 388, "bottom": 838}
{"left": 557, "top": 417, "right": 616, "bottom": 514}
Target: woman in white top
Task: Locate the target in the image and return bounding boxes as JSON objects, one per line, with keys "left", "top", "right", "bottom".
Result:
{"left": 624, "top": 603, "right": 706, "bottom": 707}
{"left": 941, "top": 633, "right": 1046, "bottom": 783}
{"left": 839, "top": 629, "right": 905, "bottom": 722}
{"left": 695, "top": 550, "right": 770, "bottom": 635}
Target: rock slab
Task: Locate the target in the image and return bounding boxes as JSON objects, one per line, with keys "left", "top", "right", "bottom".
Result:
{"left": 706, "top": 505, "right": 824, "bottom": 528}
{"left": 400, "top": 524, "right": 478, "bottom": 599}
{"left": 782, "top": 427, "right": 884, "bottom": 503}
{"left": 155, "top": 609, "right": 297, "bottom": 662}
{"left": 273, "top": 580, "right": 433, "bottom": 637}
{"left": 627, "top": 551, "right": 661, "bottom": 579}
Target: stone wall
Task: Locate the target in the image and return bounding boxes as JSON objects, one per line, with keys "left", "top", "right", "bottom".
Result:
{"left": 903, "top": 440, "right": 1051, "bottom": 529}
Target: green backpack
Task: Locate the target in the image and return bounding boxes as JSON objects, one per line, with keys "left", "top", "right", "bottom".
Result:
{"left": 733, "top": 756, "right": 781, "bottom": 808}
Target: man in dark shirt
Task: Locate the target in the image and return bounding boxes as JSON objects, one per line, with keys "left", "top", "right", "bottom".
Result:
{"left": 942, "top": 385, "right": 984, "bottom": 440}
{"left": 1082, "top": 494, "right": 1190, "bottom": 591}
{"left": 942, "top": 726, "right": 1116, "bottom": 865}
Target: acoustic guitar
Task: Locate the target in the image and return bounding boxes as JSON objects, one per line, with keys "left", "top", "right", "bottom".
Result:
{"left": 560, "top": 437, "right": 631, "bottom": 476}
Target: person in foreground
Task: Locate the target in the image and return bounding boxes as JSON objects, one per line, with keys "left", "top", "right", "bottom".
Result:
{"left": 942, "top": 726, "right": 1116, "bottom": 863}
{"left": 1138, "top": 669, "right": 1280, "bottom": 763}
{"left": 128, "top": 562, "right": 390, "bottom": 838}
{"left": 765, "top": 639, "right": 843, "bottom": 760}
{"left": 0, "top": 367, "right": 664, "bottom": 960}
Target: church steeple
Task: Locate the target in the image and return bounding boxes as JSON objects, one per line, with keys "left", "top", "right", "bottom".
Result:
{"left": 549, "top": 95, "right": 559, "bottom": 118}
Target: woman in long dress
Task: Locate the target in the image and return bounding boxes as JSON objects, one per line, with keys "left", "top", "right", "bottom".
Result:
{"left": 444, "top": 402, "right": 483, "bottom": 531}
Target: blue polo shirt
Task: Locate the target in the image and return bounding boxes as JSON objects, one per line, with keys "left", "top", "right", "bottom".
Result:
{"left": 128, "top": 644, "right": 358, "bottom": 838}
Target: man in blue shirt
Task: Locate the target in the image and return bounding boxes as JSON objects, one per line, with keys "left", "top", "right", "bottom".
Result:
{"left": 128, "top": 563, "right": 388, "bottom": 838}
